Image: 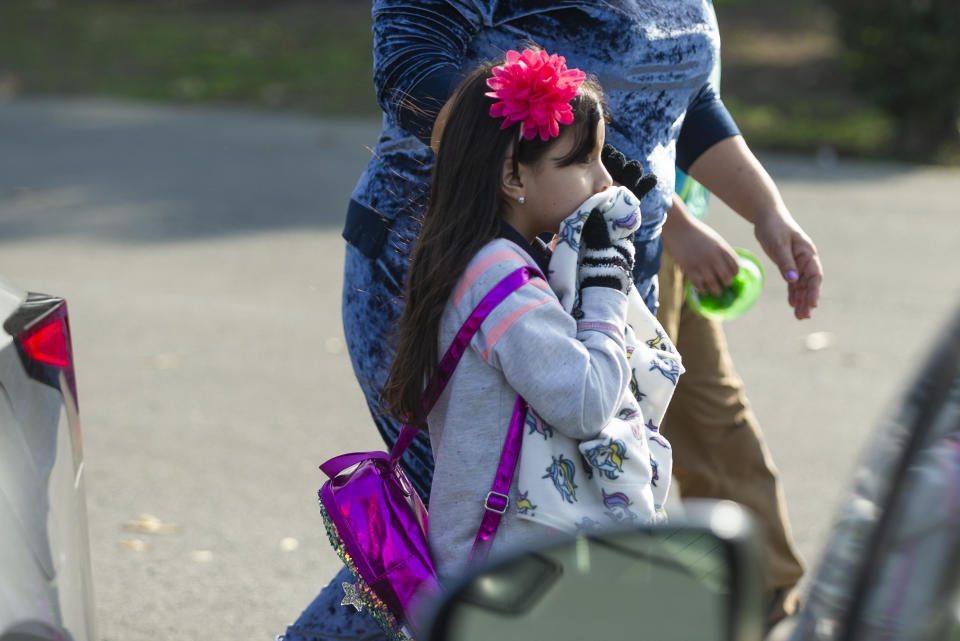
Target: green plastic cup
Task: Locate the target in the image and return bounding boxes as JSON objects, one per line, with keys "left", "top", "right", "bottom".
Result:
{"left": 685, "top": 248, "right": 764, "bottom": 321}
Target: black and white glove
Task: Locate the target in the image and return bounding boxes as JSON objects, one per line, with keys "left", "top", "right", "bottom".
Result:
{"left": 601, "top": 144, "right": 658, "bottom": 201}
{"left": 578, "top": 189, "right": 637, "bottom": 294}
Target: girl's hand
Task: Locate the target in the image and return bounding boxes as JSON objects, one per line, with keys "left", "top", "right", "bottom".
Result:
{"left": 577, "top": 187, "right": 640, "bottom": 294}
{"left": 754, "top": 211, "right": 823, "bottom": 320}
{"left": 601, "top": 144, "right": 657, "bottom": 201}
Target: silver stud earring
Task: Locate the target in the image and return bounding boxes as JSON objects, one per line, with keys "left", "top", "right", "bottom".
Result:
{"left": 518, "top": 196, "right": 525, "bottom": 204}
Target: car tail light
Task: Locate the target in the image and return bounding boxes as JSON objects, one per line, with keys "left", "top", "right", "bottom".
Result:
{"left": 21, "top": 308, "right": 72, "bottom": 368}
{"left": 5, "top": 294, "right": 79, "bottom": 407}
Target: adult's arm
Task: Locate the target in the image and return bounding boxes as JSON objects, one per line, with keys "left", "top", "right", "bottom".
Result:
{"left": 372, "top": 0, "right": 478, "bottom": 145}
{"left": 675, "top": 83, "right": 740, "bottom": 173}
{"left": 661, "top": 83, "right": 742, "bottom": 296}
{"left": 663, "top": 84, "right": 823, "bottom": 319}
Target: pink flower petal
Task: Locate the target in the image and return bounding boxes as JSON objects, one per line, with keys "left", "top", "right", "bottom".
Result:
{"left": 486, "top": 48, "right": 586, "bottom": 140}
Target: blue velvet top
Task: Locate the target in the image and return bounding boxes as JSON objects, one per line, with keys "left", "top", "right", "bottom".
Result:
{"left": 345, "top": 0, "right": 738, "bottom": 288}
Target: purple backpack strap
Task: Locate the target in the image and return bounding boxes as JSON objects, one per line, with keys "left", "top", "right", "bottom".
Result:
{"left": 319, "top": 450, "right": 390, "bottom": 478}
{"left": 388, "top": 264, "right": 541, "bottom": 565}
{"left": 469, "top": 395, "right": 528, "bottom": 564}
{"left": 389, "top": 264, "right": 542, "bottom": 460}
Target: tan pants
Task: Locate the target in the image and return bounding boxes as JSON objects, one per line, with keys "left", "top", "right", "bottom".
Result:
{"left": 657, "top": 249, "right": 805, "bottom": 596}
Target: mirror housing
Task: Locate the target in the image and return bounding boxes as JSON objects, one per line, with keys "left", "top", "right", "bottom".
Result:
{"left": 419, "top": 500, "right": 764, "bottom": 641}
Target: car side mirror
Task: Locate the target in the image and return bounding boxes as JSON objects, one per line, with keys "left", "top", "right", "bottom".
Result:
{"left": 419, "top": 500, "right": 765, "bottom": 641}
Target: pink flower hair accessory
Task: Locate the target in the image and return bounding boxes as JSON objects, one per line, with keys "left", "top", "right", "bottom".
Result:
{"left": 485, "top": 48, "right": 587, "bottom": 141}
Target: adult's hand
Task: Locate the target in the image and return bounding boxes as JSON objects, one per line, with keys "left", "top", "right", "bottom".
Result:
{"left": 753, "top": 210, "right": 822, "bottom": 319}
{"left": 688, "top": 135, "right": 823, "bottom": 320}
{"left": 662, "top": 195, "right": 739, "bottom": 296}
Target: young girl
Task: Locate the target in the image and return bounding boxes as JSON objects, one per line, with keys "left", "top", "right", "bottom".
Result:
{"left": 382, "top": 49, "right": 657, "bottom": 582}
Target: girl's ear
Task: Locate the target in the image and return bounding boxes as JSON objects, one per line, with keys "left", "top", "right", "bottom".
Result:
{"left": 500, "top": 156, "right": 526, "bottom": 203}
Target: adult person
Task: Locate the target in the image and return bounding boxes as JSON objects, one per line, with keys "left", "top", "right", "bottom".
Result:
{"left": 278, "top": 2, "right": 822, "bottom": 639}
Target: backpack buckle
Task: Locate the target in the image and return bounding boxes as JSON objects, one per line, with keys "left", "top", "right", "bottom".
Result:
{"left": 484, "top": 491, "right": 509, "bottom": 514}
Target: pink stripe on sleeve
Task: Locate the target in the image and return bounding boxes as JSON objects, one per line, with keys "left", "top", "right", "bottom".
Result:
{"left": 576, "top": 321, "right": 624, "bottom": 341}
{"left": 528, "top": 278, "right": 551, "bottom": 292}
{"left": 481, "top": 298, "right": 553, "bottom": 361}
{"left": 453, "top": 250, "right": 528, "bottom": 308}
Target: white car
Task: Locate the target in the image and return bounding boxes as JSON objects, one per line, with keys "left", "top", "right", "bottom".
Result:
{"left": 0, "top": 276, "right": 96, "bottom": 641}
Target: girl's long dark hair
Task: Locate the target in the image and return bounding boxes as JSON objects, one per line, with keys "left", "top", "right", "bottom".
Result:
{"left": 382, "top": 60, "right": 604, "bottom": 425}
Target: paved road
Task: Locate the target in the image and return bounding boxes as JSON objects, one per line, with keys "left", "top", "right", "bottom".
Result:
{"left": 2, "top": 98, "right": 959, "bottom": 640}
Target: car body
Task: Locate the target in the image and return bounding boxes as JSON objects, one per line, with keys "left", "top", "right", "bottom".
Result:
{"left": 0, "top": 276, "right": 96, "bottom": 641}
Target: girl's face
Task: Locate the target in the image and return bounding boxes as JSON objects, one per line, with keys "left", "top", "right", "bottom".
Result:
{"left": 511, "top": 117, "right": 613, "bottom": 240}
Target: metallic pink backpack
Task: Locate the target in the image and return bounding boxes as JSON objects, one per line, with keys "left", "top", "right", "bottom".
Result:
{"left": 318, "top": 266, "right": 538, "bottom": 640}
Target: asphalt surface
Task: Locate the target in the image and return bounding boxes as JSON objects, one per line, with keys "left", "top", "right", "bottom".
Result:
{"left": 1, "top": 97, "right": 959, "bottom": 640}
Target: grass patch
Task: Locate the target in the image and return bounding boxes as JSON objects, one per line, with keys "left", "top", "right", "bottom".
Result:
{"left": 0, "top": 1, "right": 379, "bottom": 115}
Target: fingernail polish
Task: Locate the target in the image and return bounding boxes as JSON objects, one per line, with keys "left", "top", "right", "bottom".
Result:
{"left": 786, "top": 270, "right": 798, "bottom": 281}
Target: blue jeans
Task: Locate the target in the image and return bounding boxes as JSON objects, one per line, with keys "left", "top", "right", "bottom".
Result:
{"left": 277, "top": 566, "right": 385, "bottom": 641}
